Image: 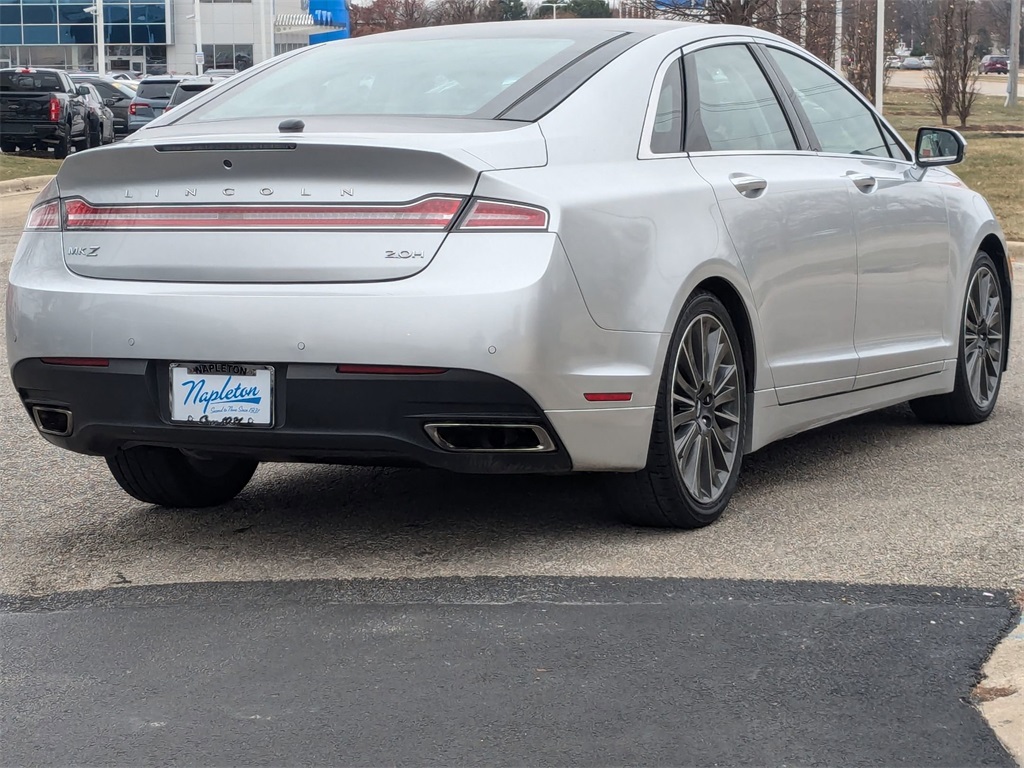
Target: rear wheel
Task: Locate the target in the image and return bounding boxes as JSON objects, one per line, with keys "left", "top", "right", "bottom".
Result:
{"left": 88, "top": 125, "right": 100, "bottom": 149}
{"left": 911, "top": 252, "right": 1006, "bottom": 424}
{"left": 53, "top": 135, "right": 69, "bottom": 160}
{"left": 0, "top": 142, "right": 15, "bottom": 154}
{"left": 106, "top": 446, "right": 258, "bottom": 508}
{"left": 610, "top": 291, "right": 748, "bottom": 528}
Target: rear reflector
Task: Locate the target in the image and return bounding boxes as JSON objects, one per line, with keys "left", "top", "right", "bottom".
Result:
{"left": 25, "top": 201, "right": 61, "bottom": 231}
{"left": 336, "top": 364, "right": 447, "bottom": 375}
{"left": 458, "top": 199, "right": 548, "bottom": 230}
{"left": 584, "top": 392, "right": 633, "bottom": 402}
{"left": 63, "top": 197, "right": 464, "bottom": 231}
{"left": 41, "top": 358, "right": 110, "bottom": 367}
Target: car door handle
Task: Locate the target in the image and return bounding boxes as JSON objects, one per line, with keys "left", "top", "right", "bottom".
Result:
{"left": 730, "top": 175, "right": 768, "bottom": 197}
{"left": 846, "top": 172, "right": 877, "bottom": 191}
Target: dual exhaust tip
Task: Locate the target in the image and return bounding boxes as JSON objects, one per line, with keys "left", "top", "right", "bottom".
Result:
{"left": 424, "top": 423, "right": 555, "bottom": 453}
{"left": 31, "top": 406, "right": 73, "bottom": 437}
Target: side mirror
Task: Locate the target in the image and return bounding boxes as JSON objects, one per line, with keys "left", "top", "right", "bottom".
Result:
{"left": 104, "top": 97, "right": 117, "bottom": 106}
{"left": 915, "top": 127, "right": 966, "bottom": 167}
{"left": 77, "top": 85, "right": 91, "bottom": 96}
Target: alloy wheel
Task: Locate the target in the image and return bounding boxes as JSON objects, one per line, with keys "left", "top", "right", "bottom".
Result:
{"left": 963, "top": 265, "right": 1003, "bottom": 409}
{"left": 671, "top": 313, "right": 742, "bottom": 503}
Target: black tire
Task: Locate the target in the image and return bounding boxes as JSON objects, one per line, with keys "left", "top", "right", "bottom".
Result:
{"left": 106, "top": 446, "right": 257, "bottom": 508}
{"left": 87, "top": 127, "right": 100, "bottom": 149}
{"left": 0, "top": 142, "right": 15, "bottom": 154}
{"left": 609, "top": 291, "right": 749, "bottom": 528}
{"left": 53, "top": 135, "right": 69, "bottom": 160}
{"left": 911, "top": 251, "right": 1007, "bottom": 424}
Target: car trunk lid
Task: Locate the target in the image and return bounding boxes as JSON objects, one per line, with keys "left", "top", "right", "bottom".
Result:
{"left": 56, "top": 122, "right": 546, "bottom": 283}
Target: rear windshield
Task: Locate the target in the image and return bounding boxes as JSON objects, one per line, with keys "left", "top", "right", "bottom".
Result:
{"left": 169, "top": 83, "right": 213, "bottom": 105}
{"left": 182, "top": 35, "right": 592, "bottom": 122}
{"left": 137, "top": 81, "right": 178, "bottom": 100}
{"left": 0, "top": 71, "right": 64, "bottom": 93}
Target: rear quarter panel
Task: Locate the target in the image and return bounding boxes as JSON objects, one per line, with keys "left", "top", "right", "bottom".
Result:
{"left": 478, "top": 32, "right": 772, "bottom": 392}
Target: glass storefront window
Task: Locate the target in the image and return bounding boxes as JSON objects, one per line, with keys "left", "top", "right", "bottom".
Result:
{"left": 58, "top": 23, "right": 91, "bottom": 43}
{"left": 23, "top": 24, "right": 57, "bottom": 43}
{"left": 22, "top": 5, "right": 57, "bottom": 24}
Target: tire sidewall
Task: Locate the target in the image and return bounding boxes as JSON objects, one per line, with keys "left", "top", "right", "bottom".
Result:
{"left": 956, "top": 252, "right": 1004, "bottom": 420}
{"left": 659, "top": 292, "right": 748, "bottom": 523}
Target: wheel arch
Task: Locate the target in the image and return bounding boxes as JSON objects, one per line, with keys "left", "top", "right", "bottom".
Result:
{"left": 979, "top": 234, "right": 1013, "bottom": 371}
{"left": 693, "top": 276, "right": 758, "bottom": 396}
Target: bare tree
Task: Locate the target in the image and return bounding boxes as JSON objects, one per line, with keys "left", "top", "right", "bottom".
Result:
{"left": 350, "top": 0, "right": 435, "bottom": 35}
{"left": 925, "top": 0, "right": 980, "bottom": 126}
{"left": 843, "top": 0, "right": 899, "bottom": 100}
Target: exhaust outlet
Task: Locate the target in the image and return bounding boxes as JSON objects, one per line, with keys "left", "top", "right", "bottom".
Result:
{"left": 424, "top": 423, "right": 555, "bottom": 453}
{"left": 31, "top": 406, "right": 73, "bottom": 437}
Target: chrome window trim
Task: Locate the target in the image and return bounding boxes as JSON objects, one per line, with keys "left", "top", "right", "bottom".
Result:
{"left": 638, "top": 49, "right": 687, "bottom": 160}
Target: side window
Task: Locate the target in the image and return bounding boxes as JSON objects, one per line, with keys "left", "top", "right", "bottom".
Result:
{"left": 685, "top": 44, "right": 796, "bottom": 153}
{"left": 59, "top": 73, "right": 73, "bottom": 94}
{"left": 649, "top": 57, "right": 683, "bottom": 155}
{"left": 765, "top": 47, "right": 892, "bottom": 158}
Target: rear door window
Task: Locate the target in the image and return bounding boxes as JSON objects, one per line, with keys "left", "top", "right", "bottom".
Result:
{"left": 684, "top": 45, "right": 796, "bottom": 153}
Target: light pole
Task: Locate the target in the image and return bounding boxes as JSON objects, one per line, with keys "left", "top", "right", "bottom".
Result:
{"left": 1009, "top": 0, "right": 1020, "bottom": 107}
{"left": 83, "top": 1, "right": 105, "bottom": 76}
{"left": 540, "top": 2, "right": 567, "bottom": 19}
{"left": 186, "top": 0, "right": 203, "bottom": 76}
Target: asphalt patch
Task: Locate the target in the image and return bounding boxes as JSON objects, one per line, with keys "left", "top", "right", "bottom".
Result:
{"left": 1, "top": 577, "right": 1017, "bottom": 767}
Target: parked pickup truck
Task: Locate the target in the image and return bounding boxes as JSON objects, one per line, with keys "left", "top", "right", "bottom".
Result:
{"left": 0, "top": 67, "right": 90, "bottom": 158}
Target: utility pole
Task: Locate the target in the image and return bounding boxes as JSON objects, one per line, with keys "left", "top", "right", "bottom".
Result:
{"left": 1008, "top": 0, "right": 1020, "bottom": 107}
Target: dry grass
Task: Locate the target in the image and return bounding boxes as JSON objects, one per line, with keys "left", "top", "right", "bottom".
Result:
{"left": 0, "top": 153, "right": 62, "bottom": 183}
{"left": 883, "top": 88, "right": 1024, "bottom": 240}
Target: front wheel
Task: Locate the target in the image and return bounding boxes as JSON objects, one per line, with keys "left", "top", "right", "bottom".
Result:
{"left": 610, "top": 291, "right": 748, "bottom": 528}
{"left": 911, "top": 252, "right": 1007, "bottom": 424}
{"left": 106, "top": 446, "right": 258, "bottom": 508}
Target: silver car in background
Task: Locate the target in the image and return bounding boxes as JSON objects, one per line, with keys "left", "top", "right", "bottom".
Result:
{"left": 7, "top": 21, "right": 1012, "bottom": 528}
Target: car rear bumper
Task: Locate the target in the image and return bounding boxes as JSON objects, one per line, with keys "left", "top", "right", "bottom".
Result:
{"left": 12, "top": 359, "right": 579, "bottom": 473}
{"left": 0, "top": 123, "right": 62, "bottom": 143}
{"left": 7, "top": 232, "right": 664, "bottom": 472}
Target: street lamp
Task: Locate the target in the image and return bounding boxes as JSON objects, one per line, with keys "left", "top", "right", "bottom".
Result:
{"left": 539, "top": 2, "right": 567, "bottom": 19}
{"left": 82, "top": 1, "right": 105, "bottom": 76}
{"left": 187, "top": 0, "right": 203, "bottom": 76}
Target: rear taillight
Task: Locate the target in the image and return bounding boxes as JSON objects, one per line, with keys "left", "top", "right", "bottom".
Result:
{"left": 25, "top": 201, "right": 61, "bottom": 231}
{"left": 129, "top": 102, "right": 148, "bottom": 115}
{"left": 457, "top": 199, "right": 548, "bottom": 231}
{"left": 48, "top": 96, "right": 60, "bottom": 122}
{"left": 63, "top": 196, "right": 465, "bottom": 231}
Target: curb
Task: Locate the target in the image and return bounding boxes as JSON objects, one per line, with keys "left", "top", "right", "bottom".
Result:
{"left": 0, "top": 175, "right": 54, "bottom": 198}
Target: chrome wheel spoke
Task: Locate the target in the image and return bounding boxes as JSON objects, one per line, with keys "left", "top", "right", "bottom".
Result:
{"left": 963, "top": 265, "right": 1003, "bottom": 408}
{"left": 671, "top": 312, "right": 741, "bottom": 504}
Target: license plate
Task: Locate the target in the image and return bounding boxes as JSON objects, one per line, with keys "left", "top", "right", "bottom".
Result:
{"left": 169, "top": 363, "right": 274, "bottom": 427}
{"left": 153, "top": 108, "right": 164, "bottom": 116}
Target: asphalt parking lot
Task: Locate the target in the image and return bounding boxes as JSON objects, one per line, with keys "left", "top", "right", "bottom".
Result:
{"left": 2, "top": 189, "right": 1022, "bottom": 765}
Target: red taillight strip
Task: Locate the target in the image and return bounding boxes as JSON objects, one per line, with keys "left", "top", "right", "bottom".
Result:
{"left": 336, "top": 364, "right": 448, "bottom": 375}
{"left": 41, "top": 358, "right": 110, "bottom": 367}
{"left": 63, "top": 196, "right": 465, "bottom": 231}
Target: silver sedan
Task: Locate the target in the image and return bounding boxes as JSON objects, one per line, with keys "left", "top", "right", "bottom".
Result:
{"left": 6, "top": 20, "right": 1012, "bottom": 528}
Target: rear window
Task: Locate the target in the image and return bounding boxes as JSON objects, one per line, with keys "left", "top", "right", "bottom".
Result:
{"left": 137, "top": 81, "right": 178, "bottom": 100}
{"left": 183, "top": 35, "right": 587, "bottom": 122}
{"left": 0, "top": 71, "right": 64, "bottom": 93}
{"left": 169, "top": 83, "right": 213, "bottom": 106}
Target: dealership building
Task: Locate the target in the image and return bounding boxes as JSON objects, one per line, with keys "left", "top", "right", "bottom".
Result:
{"left": 0, "top": 0, "right": 349, "bottom": 76}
